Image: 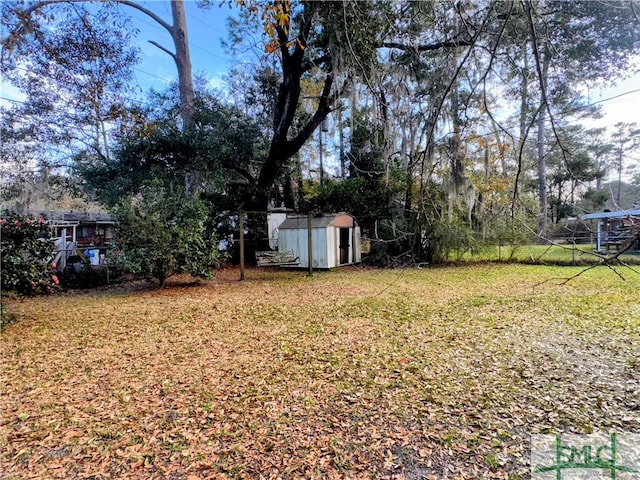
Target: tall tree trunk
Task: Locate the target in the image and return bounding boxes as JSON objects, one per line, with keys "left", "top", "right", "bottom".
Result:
{"left": 449, "top": 76, "right": 464, "bottom": 218}
{"left": 596, "top": 153, "right": 603, "bottom": 190}
{"left": 536, "top": 107, "right": 547, "bottom": 230}
{"left": 512, "top": 39, "right": 530, "bottom": 216}
{"left": 108, "top": 0, "right": 196, "bottom": 128}
{"left": 253, "top": 2, "right": 339, "bottom": 209}
{"left": 170, "top": 0, "right": 195, "bottom": 129}
{"left": 338, "top": 106, "right": 346, "bottom": 178}
{"left": 113, "top": 0, "right": 198, "bottom": 193}
{"left": 518, "top": 49, "right": 529, "bottom": 145}
{"left": 376, "top": 85, "right": 394, "bottom": 188}
{"left": 168, "top": 1, "right": 197, "bottom": 196}
{"left": 402, "top": 105, "right": 417, "bottom": 220}
{"left": 617, "top": 147, "right": 623, "bottom": 206}
{"left": 478, "top": 143, "right": 489, "bottom": 239}
{"left": 536, "top": 51, "right": 550, "bottom": 232}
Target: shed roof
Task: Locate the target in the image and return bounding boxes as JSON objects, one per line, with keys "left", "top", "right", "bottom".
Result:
{"left": 65, "top": 213, "right": 113, "bottom": 223}
{"left": 581, "top": 209, "right": 640, "bottom": 221}
{"left": 278, "top": 213, "right": 356, "bottom": 230}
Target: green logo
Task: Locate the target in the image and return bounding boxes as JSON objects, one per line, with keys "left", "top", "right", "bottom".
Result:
{"left": 532, "top": 434, "right": 640, "bottom": 479}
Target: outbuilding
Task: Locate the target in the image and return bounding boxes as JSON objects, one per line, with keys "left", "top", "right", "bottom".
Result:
{"left": 48, "top": 211, "right": 115, "bottom": 269}
{"left": 277, "top": 213, "right": 361, "bottom": 269}
{"left": 581, "top": 209, "right": 640, "bottom": 252}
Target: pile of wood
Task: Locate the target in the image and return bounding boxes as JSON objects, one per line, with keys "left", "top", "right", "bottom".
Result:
{"left": 255, "top": 250, "right": 299, "bottom": 267}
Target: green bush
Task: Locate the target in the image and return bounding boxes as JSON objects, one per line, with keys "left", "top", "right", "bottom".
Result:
{"left": 1, "top": 210, "right": 58, "bottom": 296}
{"left": 112, "top": 185, "right": 219, "bottom": 286}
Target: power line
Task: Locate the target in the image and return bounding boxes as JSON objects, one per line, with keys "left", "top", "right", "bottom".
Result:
{"left": 134, "top": 67, "right": 173, "bottom": 82}
{"left": 127, "top": 7, "right": 232, "bottom": 63}
{"left": 462, "top": 85, "right": 640, "bottom": 140}
{"left": 583, "top": 87, "right": 640, "bottom": 108}
{"left": 186, "top": 11, "right": 227, "bottom": 36}
{"left": 0, "top": 96, "right": 26, "bottom": 104}
{"left": 188, "top": 41, "right": 233, "bottom": 63}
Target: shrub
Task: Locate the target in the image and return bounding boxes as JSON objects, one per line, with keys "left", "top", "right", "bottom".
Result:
{"left": 112, "top": 185, "right": 218, "bottom": 286}
{"left": 1, "top": 210, "right": 57, "bottom": 296}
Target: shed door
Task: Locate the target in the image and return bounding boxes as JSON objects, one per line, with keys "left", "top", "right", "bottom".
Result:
{"left": 339, "top": 228, "right": 350, "bottom": 264}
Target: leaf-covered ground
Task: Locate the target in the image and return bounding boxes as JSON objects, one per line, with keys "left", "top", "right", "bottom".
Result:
{"left": 2, "top": 264, "right": 639, "bottom": 479}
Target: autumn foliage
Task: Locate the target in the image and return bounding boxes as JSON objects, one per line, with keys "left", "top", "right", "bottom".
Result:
{"left": 2, "top": 266, "right": 638, "bottom": 478}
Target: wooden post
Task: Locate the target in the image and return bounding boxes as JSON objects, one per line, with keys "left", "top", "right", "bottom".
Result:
{"left": 60, "top": 228, "right": 67, "bottom": 270}
{"left": 239, "top": 211, "right": 245, "bottom": 281}
{"left": 307, "top": 213, "right": 313, "bottom": 276}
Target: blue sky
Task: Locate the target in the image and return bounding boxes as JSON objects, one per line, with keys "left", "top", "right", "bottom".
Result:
{"left": 0, "top": 1, "right": 239, "bottom": 106}
{"left": 2, "top": 1, "right": 638, "bottom": 133}
{"left": 123, "top": 1, "right": 238, "bottom": 94}
{"left": 126, "top": 1, "right": 640, "bottom": 130}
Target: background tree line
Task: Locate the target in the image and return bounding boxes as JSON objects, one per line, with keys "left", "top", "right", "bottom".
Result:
{"left": 2, "top": 0, "right": 639, "bottom": 274}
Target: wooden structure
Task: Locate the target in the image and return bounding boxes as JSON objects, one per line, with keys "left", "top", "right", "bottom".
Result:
{"left": 238, "top": 212, "right": 362, "bottom": 280}
{"left": 255, "top": 250, "right": 299, "bottom": 266}
{"left": 48, "top": 212, "right": 115, "bottom": 270}
{"left": 581, "top": 209, "right": 640, "bottom": 252}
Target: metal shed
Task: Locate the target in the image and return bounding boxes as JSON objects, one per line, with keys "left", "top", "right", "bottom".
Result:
{"left": 581, "top": 209, "right": 640, "bottom": 252}
{"left": 277, "top": 213, "right": 361, "bottom": 269}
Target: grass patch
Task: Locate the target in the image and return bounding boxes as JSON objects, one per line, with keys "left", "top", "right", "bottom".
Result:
{"left": 2, "top": 265, "right": 639, "bottom": 478}
{"left": 453, "top": 243, "right": 640, "bottom": 265}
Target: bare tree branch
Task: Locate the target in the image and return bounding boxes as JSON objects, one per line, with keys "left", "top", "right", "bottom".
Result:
{"left": 381, "top": 39, "right": 473, "bottom": 52}
{"left": 148, "top": 40, "right": 175, "bottom": 59}
{"left": 112, "top": 0, "right": 173, "bottom": 33}
{"left": 519, "top": 217, "right": 640, "bottom": 288}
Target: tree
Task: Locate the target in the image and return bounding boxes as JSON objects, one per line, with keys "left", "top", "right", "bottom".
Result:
{"left": 298, "top": 121, "right": 396, "bottom": 233}
{"left": 1, "top": 1, "right": 139, "bottom": 210}
{"left": 2, "top": 0, "right": 202, "bottom": 195}
{"left": 548, "top": 150, "right": 602, "bottom": 223}
{"left": 240, "top": 0, "right": 640, "bottom": 260}
{"left": 610, "top": 122, "right": 640, "bottom": 207}
{"left": 5, "top": 0, "right": 640, "bottom": 268}
{"left": 3, "top": 0, "right": 195, "bottom": 124}
{"left": 224, "top": 0, "right": 404, "bottom": 208}
{"left": 112, "top": 183, "right": 218, "bottom": 286}
{"left": 80, "top": 87, "right": 269, "bottom": 208}
{"left": 522, "top": 0, "right": 639, "bottom": 228}
{"left": 585, "top": 127, "right": 614, "bottom": 191}
{"left": 471, "top": 1, "right": 639, "bottom": 230}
